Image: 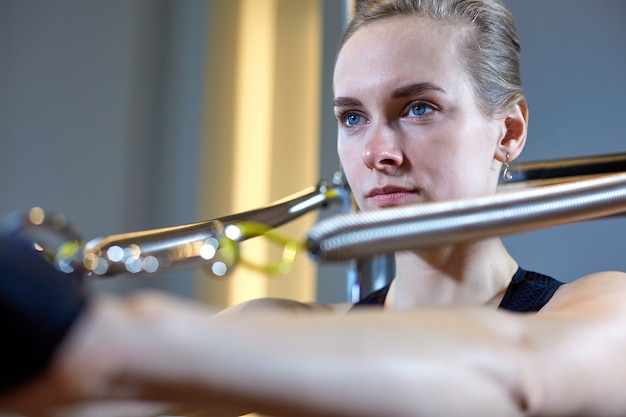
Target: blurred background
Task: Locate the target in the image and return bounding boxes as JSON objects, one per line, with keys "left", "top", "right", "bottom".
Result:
{"left": 1, "top": 0, "right": 625, "bottom": 307}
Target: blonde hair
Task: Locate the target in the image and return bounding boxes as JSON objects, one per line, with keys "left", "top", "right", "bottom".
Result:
{"left": 339, "top": 0, "right": 523, "bottom": 116}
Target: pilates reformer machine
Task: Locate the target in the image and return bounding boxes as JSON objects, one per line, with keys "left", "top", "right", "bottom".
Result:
{"left": 2, "top": 152, "right": 626, "bottom": 301}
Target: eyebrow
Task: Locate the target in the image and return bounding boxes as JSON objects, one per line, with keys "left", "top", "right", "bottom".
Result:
{"left": 391, "top": 82, "right": 446, "bottom": 98}
{"left": 333, "top": 82, "right": 446, "bottom": 108}
{"left": 333, "top": 97, "right": 362, "bottom": 107}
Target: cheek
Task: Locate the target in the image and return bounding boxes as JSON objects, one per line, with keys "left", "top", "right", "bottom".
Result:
{"left": 337, "top": 140, "right": 359, "bottom": 173}
{"left": 336, "top": 139, "right": 347, "bottom": 165}
{"left": 337, "top": 141, "right": 364, "bottom": 192}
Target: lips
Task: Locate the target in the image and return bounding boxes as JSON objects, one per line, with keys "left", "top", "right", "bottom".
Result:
{"left": 366, "top": 185, "right": 417, "bottom": 207}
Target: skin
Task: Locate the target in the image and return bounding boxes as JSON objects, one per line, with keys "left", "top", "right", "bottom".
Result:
{"left": 3, "top": 14, "right": 626, "bottom": 417}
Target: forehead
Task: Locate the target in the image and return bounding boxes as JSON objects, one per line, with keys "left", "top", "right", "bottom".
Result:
{"left": 334, "top": 16, "right": 471, "bottom": 98}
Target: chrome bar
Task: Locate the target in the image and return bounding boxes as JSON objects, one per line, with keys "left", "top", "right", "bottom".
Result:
{"left": 307, "top": 172, "right": 626, "bottom": 261}
{"left": 82, "top": 180, "right": 347, "bottom": 277}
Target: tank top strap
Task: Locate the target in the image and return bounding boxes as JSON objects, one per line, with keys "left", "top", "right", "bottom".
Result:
{"left": 497, "top": 267, "right": 564, "bottom": 312}
{"left": 351, "top": 283, "right": 391, "bottom": 308}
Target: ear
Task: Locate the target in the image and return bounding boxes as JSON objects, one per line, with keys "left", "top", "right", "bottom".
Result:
{"left": 495, "top": 98, "right": 528, "bottom": 163}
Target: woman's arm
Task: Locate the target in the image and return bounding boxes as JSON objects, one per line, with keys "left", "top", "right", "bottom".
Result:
{"left": 3, "top": 272, "right": 626, "bottom": 417}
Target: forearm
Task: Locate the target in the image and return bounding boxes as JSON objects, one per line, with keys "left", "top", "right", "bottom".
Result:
{"left": 54, "top": 297, "right": 529, "bottom": 417}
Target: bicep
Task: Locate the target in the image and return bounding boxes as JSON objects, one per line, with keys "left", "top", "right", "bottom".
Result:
{"left": 518, "top": 271, "right": 626, "bottom": 415}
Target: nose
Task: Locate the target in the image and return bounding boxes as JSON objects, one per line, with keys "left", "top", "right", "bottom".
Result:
{"left": 361, "top": 124, "right": 404, "bottom": 170}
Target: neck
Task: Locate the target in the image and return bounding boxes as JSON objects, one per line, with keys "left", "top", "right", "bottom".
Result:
{"left": 387, "top": 238, "right": 518, "bottom": 310}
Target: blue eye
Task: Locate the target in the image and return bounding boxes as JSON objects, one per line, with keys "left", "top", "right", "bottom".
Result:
{"left": 344, "top": 113, "right": 362, "bottom": 127}
{"left": 408, "top": 103, "right": 432, "bottom": 117}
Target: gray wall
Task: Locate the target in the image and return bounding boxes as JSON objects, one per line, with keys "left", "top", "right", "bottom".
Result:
{"left": 0, "top": 0, "right": 208, "bottom": 296}
{"left": 1, "top": 1, "right": 625, "bottom": 302}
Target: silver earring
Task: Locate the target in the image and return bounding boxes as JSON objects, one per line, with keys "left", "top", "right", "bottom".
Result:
{"left": 502, "top": 153, "right": 513, "bottom": 182}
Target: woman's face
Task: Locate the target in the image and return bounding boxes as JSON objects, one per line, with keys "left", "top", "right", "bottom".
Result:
{"left": 334, "top": 16, "right": 506, "bottom": 211}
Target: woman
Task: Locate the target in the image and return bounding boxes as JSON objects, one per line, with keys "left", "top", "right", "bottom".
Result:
{"left": 335, "top": 0, "right": 535, "bottom": 311}
{"left": 2, "top": 1, "right": 626, "bottom": 416}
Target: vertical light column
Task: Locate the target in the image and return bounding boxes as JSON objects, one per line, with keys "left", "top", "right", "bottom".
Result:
{"left": 227, "top": 0, "right": 277, "bottom": 304}
{"left": 197, "top": 0, "right": 322, "bottom": 308}
{"left": 265, "top": 0, "right": 321, "bottom": 302}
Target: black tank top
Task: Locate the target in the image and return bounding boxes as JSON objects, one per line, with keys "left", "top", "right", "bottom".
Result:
{"left": 352, "top": 267, "right": 563, "bottom": 313}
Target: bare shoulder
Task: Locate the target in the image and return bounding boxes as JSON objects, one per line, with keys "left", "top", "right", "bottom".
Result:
{"left": 215, "top": 297, "right": 354, "bottom": 319}
{"left": 541, "top": 270, "right": 626, "bottom": 314}
{"left": 523, "top": 271, "right": 626, "bottom": 414}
